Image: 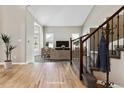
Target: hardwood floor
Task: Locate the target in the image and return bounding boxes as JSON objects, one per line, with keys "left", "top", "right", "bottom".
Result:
{"left": 0, "top": 62, "right": 86, "bottom": 88}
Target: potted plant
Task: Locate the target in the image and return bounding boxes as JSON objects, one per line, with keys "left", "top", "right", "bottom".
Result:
{"left": 1, "top": 34, "right": 16, "bottom": 69}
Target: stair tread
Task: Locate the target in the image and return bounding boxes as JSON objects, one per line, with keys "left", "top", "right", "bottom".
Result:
{"left": 90, "top": 67, "right": 100, "bottom": 71}
{"left": 107, "top": 50, "right": 120, "bottom": 59}
{"left": 82, "top": 73, "right": 97, "bottom": 81}
{"left": 114, "top": 45, "right": 124, "bottom": 50}
{"left": 110, "top": 55, "right": 120, "bottom": 59}
{"left": 116, "top": 47, "right": 124, "bottom": 51}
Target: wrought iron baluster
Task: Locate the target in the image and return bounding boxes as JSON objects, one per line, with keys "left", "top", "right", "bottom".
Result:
{"left": 90, "top": 36, "right": 91, "bottom": 67}
{"left": 111, "top": 19, "right": 114, "bottom": 54}
{"left": 80, "top": 37, "right": 83, "bottom": 80}
{"left": 117, "top": 14, "right": 119, "bottom": 48}
{"left": 70, "top": 38, "right": 72, "bottom": 65}
{"left": 98, "top": 29, "right": 100, "bottom": 48}
{"left": 106, "top": 22, "right": 110, "bottom": 88}
{"left": 98, "top": 29, "right": 99, "bottom": 42}
{"left": 85, "top": 41, "right": 88, "bottom": 73}
{"left": 93, "top": 35, "right": 95, "bottom": 67}
{"left": 123, "top": 10, "right": 124, "bottom": 48}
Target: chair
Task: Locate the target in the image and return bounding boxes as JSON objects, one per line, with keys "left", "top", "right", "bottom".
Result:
{"left": 41, "top": 47, "right": 51, "bottom": 59}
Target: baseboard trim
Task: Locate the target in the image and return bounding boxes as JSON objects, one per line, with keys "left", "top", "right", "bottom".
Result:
{"left": 0, "top": 62, "right": 27, "bottom": 65}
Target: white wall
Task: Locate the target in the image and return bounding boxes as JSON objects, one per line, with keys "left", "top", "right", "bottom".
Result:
{"left": 0, "top": 6, "right": 2, "bottom": 31}
{"left": 0, "top": 6, "right": 4, "bottom": 62}
{"left": 94, "top": 52, "right": 124, "bottom": 87}
{"left": 0, "top": 6, "right": 26, "bottom": 63}
{"left": 26, "top": 10, "right": 43, "bottom": 63}
{"left": 44, "top": 26, "right": 82, "bottom": 48}
{"left": 0, "top": 6, "right": 43, "bottom": 63}
{"left": 82, "top": 5, "right": 122, "bottom": 35}
{"left": 26, "top": 11, "right": 35, "bottom": 63}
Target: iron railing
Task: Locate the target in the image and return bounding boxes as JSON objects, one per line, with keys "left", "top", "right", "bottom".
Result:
{"left": 70, "top": 5, "right": 124, "bottom": 88}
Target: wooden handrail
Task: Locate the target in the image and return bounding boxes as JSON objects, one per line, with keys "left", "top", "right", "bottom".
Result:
{"left": 82, "top": 5, "right": 124, "bottom": 43}
{"left": 72, "top": 34, "right": 89, "bottom": 42}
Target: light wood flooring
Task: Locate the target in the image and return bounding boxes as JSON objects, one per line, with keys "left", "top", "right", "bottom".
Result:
{"left": 0, "top": 62, "right": 85, "bottom": 88}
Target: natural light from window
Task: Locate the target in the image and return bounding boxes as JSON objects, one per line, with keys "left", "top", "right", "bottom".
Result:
{"left": 72, "top": 33, "right": 79, "bottom": 39}
{"left": 46, "top": 33, "right": 54, "bottom": 48}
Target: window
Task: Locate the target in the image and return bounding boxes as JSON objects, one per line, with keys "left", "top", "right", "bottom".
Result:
{"left": 46, "top": 33, "right": 54, "bottom": 48}
{"left": 72, "top": 33, "right": 80, "bottom": 48}
{"left": 72, "top": 33, "right": 79, "bottom": 39}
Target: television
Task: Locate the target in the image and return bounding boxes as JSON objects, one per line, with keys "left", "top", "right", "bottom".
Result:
{"left": 56, "top": 41, "right": 69, "bottom": 48}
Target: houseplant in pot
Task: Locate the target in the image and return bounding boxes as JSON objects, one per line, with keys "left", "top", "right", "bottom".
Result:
{"left": 1, "top": 34, "right": 16, "bottom": 69}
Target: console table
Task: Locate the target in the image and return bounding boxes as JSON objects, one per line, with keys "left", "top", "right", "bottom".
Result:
{"left": 49, "top": 49, "right": 70, "bottom": 61}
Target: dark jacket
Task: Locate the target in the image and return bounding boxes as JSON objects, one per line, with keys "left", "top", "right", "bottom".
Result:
{"left": 96, "top": 34, "right": 110, "bottom": 72}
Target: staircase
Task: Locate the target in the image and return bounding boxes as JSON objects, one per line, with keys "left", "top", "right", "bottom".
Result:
{"left": 70, "top": 5, "right": 124, "bottom": 88}
{"left": 110, "top": 45, "right": 124, "bottom": 58}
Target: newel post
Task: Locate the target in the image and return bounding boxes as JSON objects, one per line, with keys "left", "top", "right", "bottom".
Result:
{"left": 105, "top": 22, "right": 110, "bottom": 87}
{"left": 70, "top": 38, "right": 72, "bottom": 65}
{"left": 79, "top": 37, "right": 83, "bottom": 80}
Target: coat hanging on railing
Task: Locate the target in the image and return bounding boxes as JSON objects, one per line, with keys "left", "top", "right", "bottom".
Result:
{"left": 96, "top": 34, "right": 110, "bottom": 72}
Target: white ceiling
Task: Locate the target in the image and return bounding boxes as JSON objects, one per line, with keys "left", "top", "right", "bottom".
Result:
{"left": 28, "top": 5, "right": 93, "bottom": 26}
